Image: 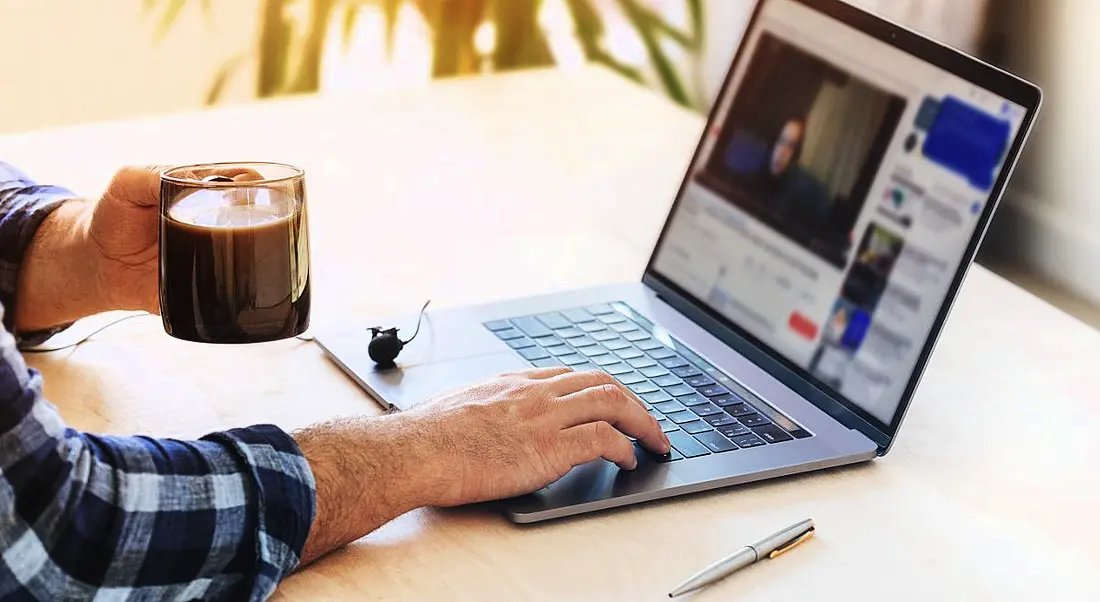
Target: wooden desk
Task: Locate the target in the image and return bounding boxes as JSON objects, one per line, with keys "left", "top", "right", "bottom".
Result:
{"left": 2, "top": 67, "right": 1097, "bottom": 601}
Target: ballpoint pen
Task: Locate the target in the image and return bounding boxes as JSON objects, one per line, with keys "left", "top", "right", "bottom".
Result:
{"left": 668, "top": 518, "right": 815, "bottom": 598}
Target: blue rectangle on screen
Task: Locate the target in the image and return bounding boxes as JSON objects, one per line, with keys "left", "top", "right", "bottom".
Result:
{"left": 921, "top": 96, "right": 1012, "bottom": 191}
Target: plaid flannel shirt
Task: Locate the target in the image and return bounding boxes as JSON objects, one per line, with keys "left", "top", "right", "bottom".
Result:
{"left": 0, "top": 162, "right": 316, "bottom": 601}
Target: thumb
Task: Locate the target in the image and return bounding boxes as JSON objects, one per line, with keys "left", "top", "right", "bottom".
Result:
{"left": 104, "top": 165, "right": 173, "bottom": 209}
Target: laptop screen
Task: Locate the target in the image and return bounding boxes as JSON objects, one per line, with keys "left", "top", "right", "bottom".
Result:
{"left": 650, "top": 0, "right": 1032, "bottom": 430}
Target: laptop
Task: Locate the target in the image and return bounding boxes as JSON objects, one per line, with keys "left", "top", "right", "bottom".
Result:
{"left": 316, "top": 0, "right": 1041, "bottom": 523}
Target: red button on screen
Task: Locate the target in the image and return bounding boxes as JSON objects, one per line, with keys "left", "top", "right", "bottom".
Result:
{"left": 788, "top": 312, "right": 819, "bottom": 341}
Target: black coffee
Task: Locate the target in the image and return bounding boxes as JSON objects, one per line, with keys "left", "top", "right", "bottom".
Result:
{"left": 160, "top": 182, "right": 311, "bottom": 343}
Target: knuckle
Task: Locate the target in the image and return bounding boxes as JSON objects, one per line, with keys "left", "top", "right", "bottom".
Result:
{"left": 595, "top": 384, "right": 627, "bottom": 408}
{"left": 593, "top": 420, "right": 617, "bottom": 442}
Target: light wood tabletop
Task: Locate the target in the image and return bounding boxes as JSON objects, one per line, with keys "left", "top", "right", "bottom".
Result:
{"left": 2, "top": 66, "right": 1098, "bottom": 601}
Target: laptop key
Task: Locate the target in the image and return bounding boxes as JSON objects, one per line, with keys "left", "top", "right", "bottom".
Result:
{"left": 652, "top": 374, "right": 681, "bottom": 388}
{"left": 507, "top": 338, "right": 536, "bottom": 350}
{"left": 610, "top": 322, "right": 639, "bottom": 333}
{"left": 596, "top": 313, "right": 626, "bottom": 324}
{"left": 616, "top": 372, "right": 647, "bottom": 386}
{"left": 627, "top": 357, "right": 657, "bottom": 369}
{"left": 639, "top": 366, "right": 669, "bottom": 378}
{"left": 635, "top": 339, "right": 665, "bottom": 351}
{"left": 719, "top": 423, "right": 752, "bottom": 438}
{"left": 578, "top": 346, "right": 608, "bottom": 358}
{"left": 531, "top": 358, "right": 563, "bottom": 368}
{"left": 647, "top": 347, "right": 677, "bottom": 360}
{"left": 603, "top": 338, "right": 632, "bottom": 351}
{"left": 603, "top": 363, "right": 632, "bottom": 376}
{"left": 667, "top": 431, "right": 711, "bottom": 458}
{"left": 677, "top": 393, "right": 708, "bottom": 407}
{"left": 518, "top": 347, "right": 550, "bottom": 361}
{"left": 664, "top": 410, "right": 698, "bottom": 425}
{"left": 593, "top": 354, "right": 621, "bottom": 367}
{"left": 681, "top": 420, "right": 713, "bottom": 435}
{"left": 732, "top": 434, "right": 767, "bottom": 448}
{"left": 691, "top": 403, "right": 723, "bottom": 418}
{"left": 537, "top": 313, "right": 572, "bottom": 330}
{"left": 695, "top": 430, "right": 737, "bottom": 453}
{"left": 656, "top": 419, "right": 680, "bottom": 434}
{"left": 614, "top": 347, "right": 645, "bottom": 360}
{"left": 684, "top": 375, "right": 716, "bottom": 388}
{"left": 671, "top": 365, "right": 702, "bottom": 378}
{"left": 558, "top": 354, "right": 587, "bottom": 366}
{"left": 641, "top": 391, "right": 673, "bottom": 404}
{"left": 591, "top": 330, "right": 619, "bottom": 342}
{"left": 494, "top": 328, "right": 524, "bottom": 341}
{"left": 698, "top": 385, "right": 731, "bottom": 398}
{"left": 563, "top": 308, "right": 595, "bottom": 323}
{"left": 569, "top": 336, "right": 598, "bottom": 348}
{"left": 586, "top": 304, "right": 616, "bottom": 315}
{"left": 484, "top": 320, "right": 511, "bottom": 331}
{"left": 572, "top": 362, "right": 599, "bottom": 372}
{"left": 704, "top": 414, "right": 737, "bottom": 427}
{"left": 534, "top": 334, "right": 563, "bottom": 347}
{"left": 666, "top": 384, "right": 696, "bottom": 397}
{"left": 623, "top": 331, "right": 651, "bottom": 342}
{"left": 739, "top": 414, "right": 770, "bottom": 427}
{"left": 653, "top": 400, "right": 686, "bottom": 414}
{"left": 712, "top": 394, "right": 744, "bottom": 407}
{"left": 511, "top": 317, "right": 552, "bottom": 339}
{"left": 555, "top": 327, "right": 584, "bottom": 339}
{"left": 725, "top": 403, "right": 756, "bottom": 418}
{"left": 659, "top": 357, "right": 690, "bottom": 369}
{"left": 548, "top": 345, "right": 575, "bottom": 356}
{"left": 578, "top": 322, "right": 606, "bottom": 333}
{"left": 753, "top": 424, "right": 794, "bottom": 443}
{"left": 629, "top": 382, "right": 660, "bottom": 395}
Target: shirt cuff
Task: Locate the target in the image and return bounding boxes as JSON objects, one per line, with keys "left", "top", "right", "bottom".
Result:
{"left": 0, "top": 181, "right": 78, "bottom": 346}
{"left": 202, "top": 424, "right": 317, "bottom": 599}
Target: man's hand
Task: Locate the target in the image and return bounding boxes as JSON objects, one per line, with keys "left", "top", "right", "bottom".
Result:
{"left": 404, "top": 366, "right": 672, "bottom": 506}
{"left": 84, "top": 166, "right": 167, "bottom": 315}
{"left": 295, "top": 368, "right": 671, "bottom": 565}
{"left": 15, "top": 165, "right": 262, "bottom": 332}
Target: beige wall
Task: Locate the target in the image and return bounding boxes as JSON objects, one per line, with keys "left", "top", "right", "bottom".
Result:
{"left": 0, "top": 0, "right": 257, "bottom": 134}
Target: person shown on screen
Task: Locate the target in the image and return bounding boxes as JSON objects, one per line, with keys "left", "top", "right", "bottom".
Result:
{"left": 752, "top": 117, "right": 833, "bottom": 227}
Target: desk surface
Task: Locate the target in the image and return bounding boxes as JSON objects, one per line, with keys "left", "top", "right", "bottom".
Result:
{"left": 3, "top": 67, "right": 1098, "bottom": 601}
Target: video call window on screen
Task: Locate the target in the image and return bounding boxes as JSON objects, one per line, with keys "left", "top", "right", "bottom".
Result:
{"left": 694, "top": 32, "right": 907, "bottom": 269}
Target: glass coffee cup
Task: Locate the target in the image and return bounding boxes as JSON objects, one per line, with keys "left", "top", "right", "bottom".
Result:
{"left": 159, "top": 162, "right": 311, "bottom": 344}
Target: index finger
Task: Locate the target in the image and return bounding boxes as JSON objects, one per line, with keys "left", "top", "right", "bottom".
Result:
{"left": 557, "top": 384, "right": 671, "bottom": 454}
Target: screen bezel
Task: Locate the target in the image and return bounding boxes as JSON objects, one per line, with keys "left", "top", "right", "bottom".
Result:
{"left": 642, "top": 0, "right": 1042, "bottom": 454}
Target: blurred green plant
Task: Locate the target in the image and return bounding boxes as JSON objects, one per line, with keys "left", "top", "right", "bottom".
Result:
{"left": 145, "top": 0, "right": 704, "bottom": 107}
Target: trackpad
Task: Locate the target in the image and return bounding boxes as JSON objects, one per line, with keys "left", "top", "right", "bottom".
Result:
{"left": 366, "top": 352, "right": 528, "bottom": 410}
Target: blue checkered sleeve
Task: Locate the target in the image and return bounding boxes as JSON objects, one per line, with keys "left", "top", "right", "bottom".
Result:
{"left": 0, "top": 162, "right": 316, "bottom": 600}
{"left": 0, "top": 162, "right": 76, "bottom": 346}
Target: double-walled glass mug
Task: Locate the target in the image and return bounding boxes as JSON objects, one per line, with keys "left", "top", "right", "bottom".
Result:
{"left": 159, "top": 162, "right": 311, "bottom": 344}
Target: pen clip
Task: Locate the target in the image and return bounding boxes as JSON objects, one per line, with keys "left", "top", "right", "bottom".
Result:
{"left": 768, "top": 528, "right": 815, "bottom": 559}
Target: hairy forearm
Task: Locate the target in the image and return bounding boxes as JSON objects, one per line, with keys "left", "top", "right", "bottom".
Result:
{"left": 15, "top": 199, "right": 106, "bottom": 332}
{"left": 294, "top": 413, "right": 445, "bottom": 566}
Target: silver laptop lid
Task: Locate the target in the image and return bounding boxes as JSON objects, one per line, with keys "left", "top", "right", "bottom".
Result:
{"left": 643, "top": 0, "right": 1041, "bottom": 452}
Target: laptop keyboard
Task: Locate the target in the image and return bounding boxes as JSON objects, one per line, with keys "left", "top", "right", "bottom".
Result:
{"left": 484, "top": 302, "right": 812, "bottom": 461}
